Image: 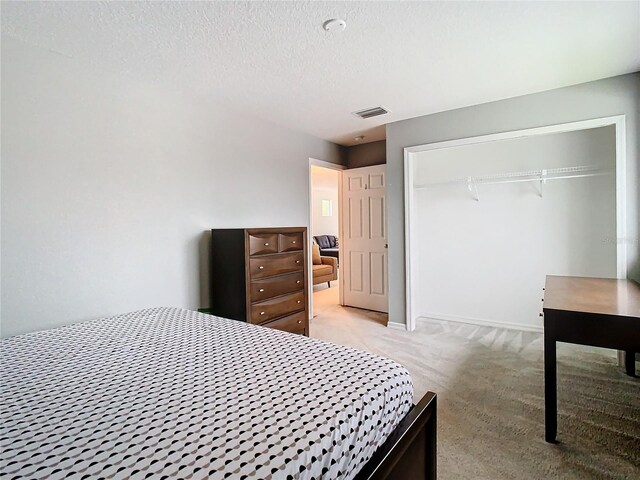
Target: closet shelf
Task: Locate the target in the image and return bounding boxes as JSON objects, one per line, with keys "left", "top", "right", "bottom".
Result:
{"left": 414, "top": 165, "right": 614, "bottom": 201}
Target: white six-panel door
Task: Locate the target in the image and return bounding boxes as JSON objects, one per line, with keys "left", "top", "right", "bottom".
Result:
{"left": 341, "top": 165, "right": 388, "bottom": 313}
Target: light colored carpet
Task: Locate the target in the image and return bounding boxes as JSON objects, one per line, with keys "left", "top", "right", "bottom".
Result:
{"left": 309, "top": 304, "right": 640, "bottom": 480}
{"left": 312, "top": 280, "right": 339, "bottom": 317}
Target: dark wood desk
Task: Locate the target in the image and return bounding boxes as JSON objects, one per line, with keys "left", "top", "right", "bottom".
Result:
{"left": 543, "top": 275, "right": 640, "bottom": 443}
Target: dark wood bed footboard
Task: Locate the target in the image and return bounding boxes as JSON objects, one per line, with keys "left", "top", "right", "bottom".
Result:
{"left": 355, "top": 391, "right": 437, "bottom": 480}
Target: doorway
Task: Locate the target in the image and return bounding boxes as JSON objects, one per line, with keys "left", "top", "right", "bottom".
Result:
{"left": 309, "top": 160, "right": 343, "bottom": 318}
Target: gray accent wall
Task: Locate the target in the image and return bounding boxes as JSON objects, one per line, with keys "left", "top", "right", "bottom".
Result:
{"left": 347, "top": 140, "right": 386, "bottom": 168}
{"left": 0, "top": 35, "right": 345, "bottom": 337}
{"left": 386, "top": 73, "right": 640, "bottom": 327}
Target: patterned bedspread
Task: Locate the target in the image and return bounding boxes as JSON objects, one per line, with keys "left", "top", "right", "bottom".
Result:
{"left": 1, "top": 307, "right": 413, "bottom": 479}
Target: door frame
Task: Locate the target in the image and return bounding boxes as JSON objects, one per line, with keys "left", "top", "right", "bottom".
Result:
{"left": 308, "top": 158, "right": 346, "bottom": 319}
{"left": 403, "top": 115, "right": 627, "bottom": 332}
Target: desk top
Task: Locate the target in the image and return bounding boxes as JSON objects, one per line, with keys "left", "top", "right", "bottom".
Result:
{"left": 544, "top": 276, "right": 640, "bottom": 318}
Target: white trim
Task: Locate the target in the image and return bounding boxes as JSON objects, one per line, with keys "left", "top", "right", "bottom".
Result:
{"left": 416, "top": 313, "right": 544, "bottom": 334}
{"left": 404, "top": 115, "right": 627, "bottom": 332}
{"left": 614, "top": 116, "right": 627, "bottom": 280}
{"left": 308, "top": 158, "right": 345, "bottom": 320}
{"left": 342, "top": 164, "right": 381, "bottom": 172}
{"left": 403, "top": 149, "right": 415, "bottom": 331}
{"left": 387, "top": 321, "right": 407, "bottom": 331}
{"left": 338, "top": 170, "right": 344, "bottom": 307}
{"left": 404, "top": 116, "right": 626, "bottom": 154}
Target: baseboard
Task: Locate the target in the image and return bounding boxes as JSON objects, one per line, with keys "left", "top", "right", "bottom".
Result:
{"left": 416, "top": 312, "right": 543, "bottom": 333}
{"left": 387, "top": 321, "right": 407, "bottom": 331}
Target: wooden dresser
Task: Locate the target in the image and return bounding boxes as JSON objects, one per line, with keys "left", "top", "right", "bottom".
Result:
{"left": 209, "top": 227, "right": 309, "bottom": 335}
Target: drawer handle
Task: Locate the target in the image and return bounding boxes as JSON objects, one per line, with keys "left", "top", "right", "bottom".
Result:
{"left": 264, "top": 242, "right": 270, "bottom": 246}
{"left": 259, "top": 266, "right": 264, "bottom": 270}
{"left": 296, "top": 280, "right": 301, "bottom": 284}
{"left": 297, "top": 300, "right": 301, "bottom": 304}
{"left": 296, "top": 260, "right": 300, "bottom": 264}
{"left": 297, "top": 320, "right": 302, "bottom": 324}
{"left": 260, "top": 311, "right": 265, "bottom": 316}
{"left": 259, "top": 288, "right": 265, "bottom": 292}
{"left": 292, "top": 241, "right": 296, "bottom": 244}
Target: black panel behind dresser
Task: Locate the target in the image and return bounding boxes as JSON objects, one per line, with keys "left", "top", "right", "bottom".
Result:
{"left": 210, "top": 229, "right": 246, "bottom": 321}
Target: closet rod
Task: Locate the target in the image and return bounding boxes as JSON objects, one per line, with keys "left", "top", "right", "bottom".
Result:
{"left": 414, "top": 165, "right": 613, "bottom": 190}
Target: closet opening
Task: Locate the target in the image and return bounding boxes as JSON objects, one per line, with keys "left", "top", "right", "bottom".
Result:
{"left": 403, "top": 116, "right": 627, "bottom": 333}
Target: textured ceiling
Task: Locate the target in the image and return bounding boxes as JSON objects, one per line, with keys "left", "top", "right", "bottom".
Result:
{"left": 2, "top": 1, "right": 639, "bottom": 146}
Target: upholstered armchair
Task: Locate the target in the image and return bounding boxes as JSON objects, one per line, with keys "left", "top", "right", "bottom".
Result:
{"left": 311, "top": 243, "right": 338, "bottom": 287}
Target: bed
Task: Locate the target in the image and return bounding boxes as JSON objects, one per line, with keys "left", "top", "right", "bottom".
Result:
{"left": 1, "top": 307, "right": 436, "bottom": 479}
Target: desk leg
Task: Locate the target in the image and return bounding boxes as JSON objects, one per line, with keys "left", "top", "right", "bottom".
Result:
{"left": 625, "top": 351, "right": 636, "bottom": 377}
{"left": 544, "top": 333, "right": 557, "bottom": 443}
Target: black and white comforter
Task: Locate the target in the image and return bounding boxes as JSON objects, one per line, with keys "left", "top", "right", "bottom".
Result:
{"left": 1, "top": 307, "right": 413, "bottom": 479}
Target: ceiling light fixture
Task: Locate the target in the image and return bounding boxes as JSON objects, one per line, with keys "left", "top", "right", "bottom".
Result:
{"left": 323, "top": 18, "right": 347, "bottom": 32}
{"left": 354, "top": 136, "right": 365, "bottom": 142}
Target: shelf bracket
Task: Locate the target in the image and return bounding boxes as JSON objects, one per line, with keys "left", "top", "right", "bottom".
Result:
{"left": 467, "top": 176, "right": 479, "bottom": 201}
{"left": 536, "top": 168, "right": 547, "bottom": 198}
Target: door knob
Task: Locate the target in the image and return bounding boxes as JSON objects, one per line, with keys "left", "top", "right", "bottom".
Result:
{"left": 384, "top": 244, "right": 388, "bottom": 249}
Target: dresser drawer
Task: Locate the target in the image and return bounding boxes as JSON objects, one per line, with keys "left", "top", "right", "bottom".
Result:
{"left": 250, "top": 272, "right": 304, "bottom": 302}
{"left": 248, "top": 233, "right": 279, "bottom": 256}
{"left": 263, "top": 311, "right": 307, "bottom": 335}
{"left": 251, "top": 291, "right": 305, "bottom": 324}
{"left": 250, "top": 252, "right": 304, "bottom": 279}
{"left": 279, "top": 233, "right": 303, "bottom": 252}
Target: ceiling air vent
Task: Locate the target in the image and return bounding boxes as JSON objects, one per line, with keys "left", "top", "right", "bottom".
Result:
{"left": 352, "top": 106, "right": 389, "bottom": 119}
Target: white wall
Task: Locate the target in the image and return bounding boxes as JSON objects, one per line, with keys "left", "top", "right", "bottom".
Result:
{"left": 386, "top": 73, "right": 640, "bottom": 327}
{"left": 311, "top": 188, "right": 339, "bottom": 238}
{"left": 413, "top": 127, "right": 616, "bottom": 330}
{"left": 0, "top": 35, "right": 344, "bottom": 337}
{"left": 310, "top": 166, "right": 340, "bottom": 239}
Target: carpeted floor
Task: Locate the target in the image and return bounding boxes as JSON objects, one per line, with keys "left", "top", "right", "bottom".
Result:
{"left": 309, "top": 303, "right": 640, "bottom": 480}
